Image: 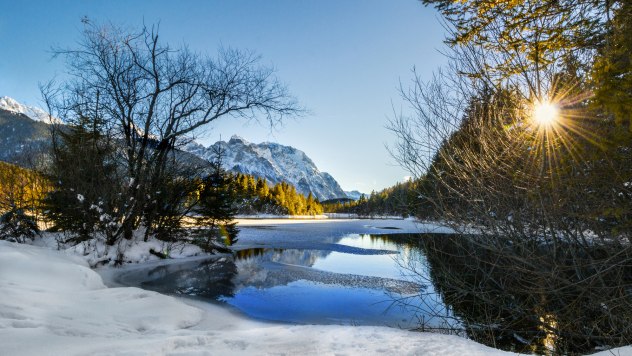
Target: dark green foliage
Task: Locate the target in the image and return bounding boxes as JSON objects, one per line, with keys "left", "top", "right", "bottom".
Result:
{"left": 0, "top": 207, "right": 39, "bottom": 243}
{"left": 323, "top": 181, "right": 416, "bottom": 217}
{"left": 196, "top": 146, "right": 239, "bottom": 251}
{"left": 148, "top": 173, "right": 201, "bottom": 243}
{"left": 592, "top": 0, "right": 632, "bottom": 133}
{"left": 42, "top": 118, "right": 124, "bottom": 245}
{"left": 420, "top": 0, "right": 609, "bottom": 76}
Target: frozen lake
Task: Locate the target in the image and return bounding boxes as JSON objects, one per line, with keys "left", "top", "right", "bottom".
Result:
{"left": 115, "top": 219, "right": 455, "bottom": 328}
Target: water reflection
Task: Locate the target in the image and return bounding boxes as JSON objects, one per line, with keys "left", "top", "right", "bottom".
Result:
{"left": 416, "top": 234, "right": 632, "bottom": 354}
{"left": 139, "top": 257, "right": 238, "bottom": 299}
{"left": 118, "top": 233, "right": 450, "bottom": 328}
{"left": 116, "top": 232, "right": 632, "bottom": 353}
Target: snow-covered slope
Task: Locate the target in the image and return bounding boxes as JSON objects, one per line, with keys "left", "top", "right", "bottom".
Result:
{"left": 185, "top": 136, "right": 347, "bottom": 201}
{"left": 0, "top": 96, "right": 57, "bottom": 124}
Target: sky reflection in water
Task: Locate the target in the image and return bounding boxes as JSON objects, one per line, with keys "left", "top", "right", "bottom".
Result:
{"left": 132, "top": 233, "right": 450, "bottom": 328}
{"left": 222, "top": 234, "right": 445, "bottom": 328}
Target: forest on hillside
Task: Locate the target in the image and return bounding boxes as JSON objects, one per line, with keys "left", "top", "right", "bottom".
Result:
{"left": 323, "top": 181, "right": 416, "bottom": 217}
{"left": 383, "top": 0, "right": 631, "bottom": 352}
{"left": 0, "top": 155, "right": 322, "bottom": 245}
{"left": 231, "top": 173, "right": 323, "bottom": 216}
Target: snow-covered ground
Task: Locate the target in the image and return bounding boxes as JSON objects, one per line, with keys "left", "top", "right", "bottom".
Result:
{"left": 1, "top": 219, "right": 630, "bottom": 355}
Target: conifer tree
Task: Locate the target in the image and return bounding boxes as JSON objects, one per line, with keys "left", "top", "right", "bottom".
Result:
{"left": 196, "top": 145, "right": 239, "bottom": 251}
{"left": 43, "top": 114, "right": 123, "bottom": 244}
{"left": 592, "top": 0, "right": 632, "bottom": 134}
{"left": 0, "top": 208, "right": 39, "bottom": 243}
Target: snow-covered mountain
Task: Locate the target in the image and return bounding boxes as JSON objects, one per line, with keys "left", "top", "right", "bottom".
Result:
{"left": 184, "top": 136, "right": 347, "bottom": 201}
{"left": 344, "top": 190, "right": 365, "bottom": 201}
{"left": 0, "top": 98, "right": 52, "bottom": 166}
{"left": 0, "top": 96, "right": 57, "bottom": 124}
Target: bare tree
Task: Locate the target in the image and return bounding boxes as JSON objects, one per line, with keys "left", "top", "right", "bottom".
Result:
{"left": 43, "top": 22, "right": 301, "bottom": 245}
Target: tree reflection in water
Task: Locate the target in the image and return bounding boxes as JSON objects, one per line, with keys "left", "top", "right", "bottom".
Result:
{"left": 397, "top": 233, "right": 632, "bottom": 354}
{"left": 140, "top": 258, "right": 239, "bottom": 299}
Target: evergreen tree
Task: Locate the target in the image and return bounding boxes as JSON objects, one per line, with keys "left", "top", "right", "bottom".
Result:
{"left": 256, "top": 178, "right": 269, "bottom": 197}
{"left": 43, "top": 115, "right": 124, "bottom": 245}
{"left": 0, "top": 208, "right": 39, "bottom": 243}
{"left": 592, "top": 1, "right": 632, "bottom": 134}
{"left": 196, "top": 145, "right": 239, "bottom": 251}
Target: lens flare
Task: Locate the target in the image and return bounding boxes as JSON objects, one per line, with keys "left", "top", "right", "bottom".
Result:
{"left": 532, "top": 100, "right": 559, "bottom": 126}
{"left": 518, "top": 80, "right": 598, "bottom": 187}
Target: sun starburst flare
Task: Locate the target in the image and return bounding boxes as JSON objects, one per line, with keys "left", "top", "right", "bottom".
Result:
{"left": 515, "top": 83, "right": 599, "bottom": 186}
{"left": 532, "top": 100, "right": 559, "bottom": 127}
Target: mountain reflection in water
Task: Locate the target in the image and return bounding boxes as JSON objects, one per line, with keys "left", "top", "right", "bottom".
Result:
{"left": 116, "top": 232, "right": 631, "bottom": 354}
{"left": 119, "top": 234, "right": 448, "bottom": 328}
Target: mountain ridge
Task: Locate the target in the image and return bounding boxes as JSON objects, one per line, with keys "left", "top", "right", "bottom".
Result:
{"left": 0, "top": 104, "right": 51, "bottom": 167}
{"left": 184, "top": 135, "right": 347, "bottom": 201}
{"left": 0, "top": 96, "right": 58, "bottom": 124}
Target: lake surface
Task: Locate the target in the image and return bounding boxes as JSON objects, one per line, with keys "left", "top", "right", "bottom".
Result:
{"left": 118, "top": 233, "right": 454, "bottom": 329}
{"left": 115, "top": 221, "right": 632, "bottom": 354}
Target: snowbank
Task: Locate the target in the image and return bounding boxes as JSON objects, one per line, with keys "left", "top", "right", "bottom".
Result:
{"left": 31, "top": 230, "right": 207, "bottom": 267}
{"left": 0, "top": 240, "right": 518, "bottom": 355}
{"left": 236, "top": 214, "right": 329, "bottom": 220}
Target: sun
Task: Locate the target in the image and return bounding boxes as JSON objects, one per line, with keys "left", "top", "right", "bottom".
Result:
{"left": 532, "top": 100, "right": 559, "bottom": 127}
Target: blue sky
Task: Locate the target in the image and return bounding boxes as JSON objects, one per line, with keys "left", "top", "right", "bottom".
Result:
{"left": 0, "top": 0, "right": 446, "bottom": 193}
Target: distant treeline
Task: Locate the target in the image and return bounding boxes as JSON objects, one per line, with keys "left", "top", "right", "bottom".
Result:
{"left": 0, "top": 160, "right": 322, "bottom": 221}
{"left": 0, "top": 161, "right": 51, "bottom": 241}
{"left": 322, "top": 180, "right": 417, "bottom": 217}
{"left": 230, "top": 173, "right": 323, "bottom": 216}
